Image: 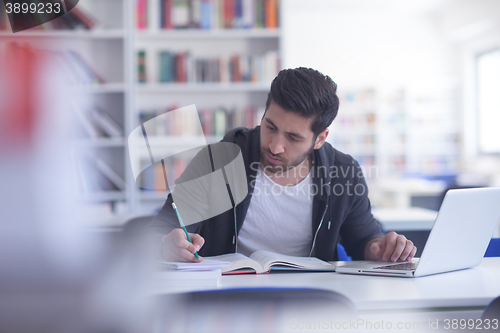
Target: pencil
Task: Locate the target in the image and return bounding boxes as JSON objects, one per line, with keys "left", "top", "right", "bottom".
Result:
{"left": 172, "top": 202, "right": 199, "bottom": 259}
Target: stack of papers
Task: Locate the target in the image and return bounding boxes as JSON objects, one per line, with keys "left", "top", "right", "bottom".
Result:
{"left": 150, "top": 259, "right": 231, "bottom": 292}
{"left": 158, "top": 259, "right": 230, "bottom": 271}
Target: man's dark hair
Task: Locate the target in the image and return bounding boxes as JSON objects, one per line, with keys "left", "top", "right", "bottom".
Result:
{"left": 265, "top": 67, "right": 340, "bottom": 136}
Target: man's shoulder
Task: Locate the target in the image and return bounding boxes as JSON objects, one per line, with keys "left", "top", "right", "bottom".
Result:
{"left": 318, "top": 142, "right": 359, "bottom": 168}
{"left": 222, "top": 126, "right": 259, "bottom": 143}
{"left": 222, "top": 126, "right": 261, "bottom": 165}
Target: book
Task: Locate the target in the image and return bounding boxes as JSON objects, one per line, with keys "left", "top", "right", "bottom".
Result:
{"left": 161, "top": 0, "right": 173, "bottom": 29}
{"left": 89, "top": 107, "right": 123, "bottom": 138}
{"left": 255, "top": 0, "right": 265, "bottom": 28}
{"left": 66, "top": 50, "right": 106, "bottom": 85}
{"left": 207, "top": 250, "right": 336, "bottom": 274}
{"left": 67, "top": 5, "right": 98, "bottom": 29}
{"left": 137, "top": 0, "right": 148, "bottom": 29}
{"left": 265, "top": 0, "right": 278, "bottom": 28}
{"left": 76, "top": 156, "right": 120, "bottom": 193}
{"left": 172, "top": 0, "right": 190, "bottom": 28}
{"left": 137, "top": 50, "right": 147, "bottom": 83}
{"left": 157, "top": 0, "right": 279, "bottom": 30}
{"left": 139, "top": 103, "right": 262, "bottom": 138}
{"left": 189, "top": 0, "right": 202, "bottom": 28}
{"left": 72, "top": 103, "right": 100, "bottom": 138}
{"left": 200, "top": 0, "right": 212, "bottom": 29}
{"left": 156, "top": 50, "right": 279, "bottom": 83}
{"left": 95, "top": 157, "right": 126, "bottom": 191}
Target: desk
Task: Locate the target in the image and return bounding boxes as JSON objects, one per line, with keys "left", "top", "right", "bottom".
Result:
{"left": 155, "top": 258, "right": 500, "bottom": 332}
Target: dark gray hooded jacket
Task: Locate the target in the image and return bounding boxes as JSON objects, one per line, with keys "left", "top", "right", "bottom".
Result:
{"left": 147, "top": 126, "right": 384, "bottom": 261}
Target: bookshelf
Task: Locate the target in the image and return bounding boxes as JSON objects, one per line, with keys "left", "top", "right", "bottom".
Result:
{"left": 329, "top": 86, "right": 460, "bottom": 180}
{"left": 1, "top": 0, "right": 280, "bottom": 217}
{"left": 2, "top": 1, "right": 463, "bottom": 219}
{"left": 0, "top": 0, "right": 130, "bottom": 214}
{"left": 131, "top": 0, "right": 281, "bottom": 214}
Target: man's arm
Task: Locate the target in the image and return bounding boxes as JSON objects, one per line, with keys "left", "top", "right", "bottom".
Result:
{"left": 337, "top": 160, "right": 417, "bottom": 261}
{"left": 364, "top": 232, "right": 417, "bottom": 261}
{"left": 337, "top": 161, "right": 385, "bottom": 260}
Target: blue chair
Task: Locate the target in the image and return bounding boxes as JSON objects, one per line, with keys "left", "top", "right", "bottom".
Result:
{"left": 482, "top": 295, "right": 500, "bottom": 321}
{"left": 484, "top": 238, "right": 500, "bottom": 257}
{"left": 337, "top": 243, "right": 351, "bottom": 261}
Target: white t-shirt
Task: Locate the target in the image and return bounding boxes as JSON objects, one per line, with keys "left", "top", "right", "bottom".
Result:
{"left": 237, "top": 167, "right": 314, "bottom": 257}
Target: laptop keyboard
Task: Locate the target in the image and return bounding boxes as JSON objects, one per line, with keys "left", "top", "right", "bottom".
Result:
{"left": 374, "top": 262, "right": 419, "bottom": 271}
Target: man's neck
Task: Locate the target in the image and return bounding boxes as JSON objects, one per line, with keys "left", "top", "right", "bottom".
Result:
{"left": 262, "top": 156, "right": 312, "bottom": 187}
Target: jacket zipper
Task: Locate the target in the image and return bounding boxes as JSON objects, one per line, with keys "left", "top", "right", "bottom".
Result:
{"left": 233, "top": 206, "right": 238, "bottom": 253}
{"left": 309, "top": 203, "right": 328, "bottom": 257}
{"left": 308, "top": 180, "right": 331, "bottom": 257}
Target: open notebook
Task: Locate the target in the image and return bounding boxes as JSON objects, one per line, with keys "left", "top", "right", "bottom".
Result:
{"left": 207, "top": 250, "right": 336, "bottom": 274}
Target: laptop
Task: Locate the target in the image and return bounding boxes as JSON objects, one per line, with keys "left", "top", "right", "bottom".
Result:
{"left": 336, "top": 187, "right": 500, "bottom": 278}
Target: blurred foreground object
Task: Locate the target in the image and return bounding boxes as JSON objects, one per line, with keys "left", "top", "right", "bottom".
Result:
{"left": 0, "top": 41, "right": 150, "bottom": 333}
{"left": 153, "top": 288, "right": 356, "bottom": 333}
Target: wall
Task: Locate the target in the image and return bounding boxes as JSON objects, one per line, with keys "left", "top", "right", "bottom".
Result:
{"left": 281, "top": 0, "right": 456, "bottom": 89}
{"left": 438, "top": 0, "right": 500, "bottom": 165}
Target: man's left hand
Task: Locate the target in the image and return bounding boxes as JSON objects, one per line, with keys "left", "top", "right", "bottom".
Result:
{"left": 365, "top": 232, "right": 417, "bottom": 262}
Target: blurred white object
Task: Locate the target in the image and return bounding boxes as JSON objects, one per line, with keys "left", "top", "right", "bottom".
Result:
{"left": 0, "top": 42, "right": 150, "bottom": 333}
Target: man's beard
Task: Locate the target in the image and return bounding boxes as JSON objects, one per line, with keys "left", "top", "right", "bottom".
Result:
{"left": 260, "top": 140, "right": 316, "bottom": 175}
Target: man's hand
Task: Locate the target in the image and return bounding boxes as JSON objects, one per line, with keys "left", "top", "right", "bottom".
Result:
{"left": 160, "top": 229, "right": 205, "bottom": 262}
{"left": 365, "top": 232, "right": 417, "bottom": 262}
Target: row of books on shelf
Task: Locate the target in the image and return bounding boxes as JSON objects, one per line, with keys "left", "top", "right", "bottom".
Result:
{"left": 340, "top": 90, "right": 377, "bottom": 105}
{"left": 73, "top": 104, "right": 123, "bottom": 139}
{"left": 139, "top": 159, "right": 186, "bottom": 192}
{"left": 0, "top": 5, "right": 98, "bottom": 31}
{"left": 139, "top": 104, "right": 264, "bottom": 137}
{"left": 334, "top": 113, "right": 376, "bottom": 131}
{"left": 74, "top": 155, "right": 126, "bottom": 194}
{"left": 331, "top": 135, "right": 376, "bottom": 146}
{"left": 138, "top": 50, "right": 279, "bottom": 83}
{"left": 136, "top": 0, "right": 278, "bottom": 30}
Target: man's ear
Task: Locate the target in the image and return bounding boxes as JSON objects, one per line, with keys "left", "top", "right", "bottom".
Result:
{"left": 313, "top": 128, "right": 329, "bottom": 149}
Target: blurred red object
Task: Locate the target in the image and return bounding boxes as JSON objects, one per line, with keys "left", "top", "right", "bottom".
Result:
{"left": 0, "top": 41, "right": 44, "bottom": 148}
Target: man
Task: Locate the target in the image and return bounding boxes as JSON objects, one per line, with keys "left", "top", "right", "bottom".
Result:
{"left": 148, "top": 67, "right": 417, "bottom": 263}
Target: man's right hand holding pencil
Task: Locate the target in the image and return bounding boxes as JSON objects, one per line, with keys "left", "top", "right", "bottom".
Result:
{"left": 159, "top": 229, "right": 205, "bottom": 262}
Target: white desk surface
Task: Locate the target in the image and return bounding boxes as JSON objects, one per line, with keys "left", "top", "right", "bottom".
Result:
{"left": 163, "top": 258, "right": 500, "bottom": 312}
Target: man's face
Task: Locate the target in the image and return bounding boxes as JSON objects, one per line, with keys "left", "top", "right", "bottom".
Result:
{"left": 260, "top": 102, "right": 328, "bottom": 174}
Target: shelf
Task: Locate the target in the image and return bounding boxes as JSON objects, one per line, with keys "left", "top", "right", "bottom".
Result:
{"left": 0, "top": 29, "right": 125, "bottom": 39}
{"left": 145, "top": 136, "right": 222, "bottom": 146}
{"left": 135, "top": 28, "right": 280, "bottom": 40}
{"left": 72, "top": 83, "right": 126, "bottom": 94}
{"left": 77, "top": 191, "right": 126, "bottom": 203}
{"left": 136, "top": 82, "right": 271, "bottom": 93}
{"left": 139, "top": 191, "right": 169, "bottom": 201}
{"left": 131, "top": 136, "right": 222, "bottom": 160}
{"left": 72, "top": 138, "right": 125, "bottom": 148}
